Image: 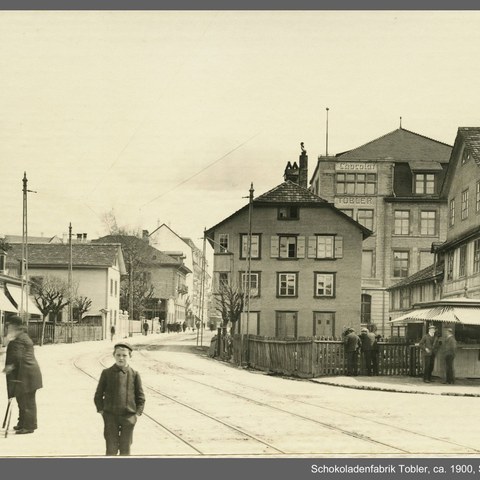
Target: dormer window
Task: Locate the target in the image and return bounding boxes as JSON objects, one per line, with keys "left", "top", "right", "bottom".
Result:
{"left": 414, "top": 173, "right": 435, "bottom": 194}
{"left": 278, "top": 206, "right": 299, "bottom": 220}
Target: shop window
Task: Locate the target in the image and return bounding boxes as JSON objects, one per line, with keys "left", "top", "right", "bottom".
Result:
{"left": 414, "top": 173, "right": 435, "bottom": 194}
{"left": 240, "top": 234, "right": 260, "bottom": 259}
{"left": 361, "top": 294, "right": 371, "bottom": 323}
{"left": 393, "top": 251, "right": 409, "bottom": 278}
{"left": 314, "top": 273, "right": 335, "bottom": 297}
{"left": 219, "top": 234, "right": 229, "bottom": 253}
{"left": 336, "top": 173, "right": 376, "bottom": 195}
{"left": 394, "top": 210, "right": 410, "bottom": 235}
{"left": 420, "top": 211, "right": 436, "bottom": 235}
{"left": 358, "top": 209, "right": 374, "bottom": 231}
{"left": 449, "top": 198, "right": 455, "bottom": 227}
{"left": 277, "top": 273, "right": 297, "bottom": 297}
{"left": 240, "top": 272, "right": 260, "bottom": 297}
{"left": 459, "top": 245, "right": 467, "bottom": 277}
{"left": 461, "top": 189, "right": 469, "bottom": 220}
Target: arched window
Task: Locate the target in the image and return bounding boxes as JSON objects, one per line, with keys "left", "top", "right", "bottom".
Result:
{"left": 361, "top": 294, "right": 372, "bottom": 324}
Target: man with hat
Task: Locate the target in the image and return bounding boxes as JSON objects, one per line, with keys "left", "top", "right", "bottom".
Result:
{"left": 2, "top": 315, "right": 43, "bottom": 434}
{"left": 443, "top": 327, "right": 457, "bottom": 384}
{"left": 94, "top": 342, "right": 145, "bottom": 455}
{"left": 343, "top": 328, "right": 361, "bottom": 376}
{"left": 359, "top": 327, "right": 379, "bottom": 376}
{"left": 419, "top": 324, "right": 440, "bottom": 383}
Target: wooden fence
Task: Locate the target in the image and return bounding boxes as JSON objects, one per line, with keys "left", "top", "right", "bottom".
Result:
{"left": 28, "top": 323, "right": 103, "bottom": 345}
{"left": 229, "top": 334, "right": 423, "bottom": 377}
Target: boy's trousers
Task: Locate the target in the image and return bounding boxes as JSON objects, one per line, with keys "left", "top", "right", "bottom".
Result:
{"left": 102, "top": 412, "right": 137, "bottom": 455}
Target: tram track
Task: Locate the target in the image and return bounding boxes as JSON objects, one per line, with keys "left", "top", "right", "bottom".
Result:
{"left": 72, "top": 352, "right": 286, "bottom": 455}
{"left": 137, "top": 346, "right": 480, "bottom": 455}
{"left": 135, "top": 349, "right": 409, "bottom": 454}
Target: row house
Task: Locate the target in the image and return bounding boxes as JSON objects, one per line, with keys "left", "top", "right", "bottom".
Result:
{"left": 94, "top": 235, "right": 191, "bottom": 328}
{"left": 148, "top": 224, "right": 210, "bottom": 327}
{"left": 310, "top": 127, "right": 452, "bottom": 335}
{"left": 388, "top": 128, "right": 480, "bottom": 378}
{"left": 206, "top": 149, "right": 371, "bottom": 338}
{"left": 436, "top": 128, "right": 480, "bottom": 298}
{"left": 6, "top": 242, "right": 126, "bottom": 339}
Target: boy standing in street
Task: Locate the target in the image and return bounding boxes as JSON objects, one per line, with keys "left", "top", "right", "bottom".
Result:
{"left": 94, "top": 342, "right": 145, "bottom": 456}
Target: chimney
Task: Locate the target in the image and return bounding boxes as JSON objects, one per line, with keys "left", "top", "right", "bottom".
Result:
{"left": 284, "top": 161, "right": 299, "bottom": 183}
{"left": 298, "top": 143, "right": 308, "bottom": 189}
{"left": 77, "top": 233, "right": 83, "bottom": 242}
{"left": 142, "top": 230, "right": 149, "bottom": 243}
{"left": 83, "top": 233, "right": 87, "bottom": 241}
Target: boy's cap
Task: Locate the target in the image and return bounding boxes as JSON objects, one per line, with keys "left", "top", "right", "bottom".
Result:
{"left": 6, "top": 315, "right": 23, "bottom": 326}
{"left": 114, "top": 342, "right": 133, "bottom": 352}
{"left": 428, "top": 325, "right": 436, "bottom": 330}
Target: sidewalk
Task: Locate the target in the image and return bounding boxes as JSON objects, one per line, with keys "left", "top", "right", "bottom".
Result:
{"left": 310, "top": 375, "right": 480, "bottom": 397}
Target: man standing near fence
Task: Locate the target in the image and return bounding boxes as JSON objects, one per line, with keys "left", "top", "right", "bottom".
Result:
{"left": 443, "top": 327, "right": 457, "bottom": 384}
{"left": 360, "top": 327, "right": 379, "bottom": 376}
{"left": 2, "top": 315, "right": 43, "bottom": 434}
{"left": 344, "top": 328, "right": 361, "bottom": 376}
{"left": 419, "top": 325, "right": 439, "bottom": 383}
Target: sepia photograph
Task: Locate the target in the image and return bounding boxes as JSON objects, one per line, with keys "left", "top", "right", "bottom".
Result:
{"left": 1, "top": 9, "right": 480, "bottom": 465}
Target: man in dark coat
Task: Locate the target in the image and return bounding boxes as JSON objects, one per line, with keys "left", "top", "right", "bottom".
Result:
{"left": 3, "top": 315, "right": 43, "bottom": 434}
{"left": 360, "top": 327, "right": 379, "bottom": 376}
{"left": 443, "top": 327, "right": 457, "bottom": 384}
{"left": 343, "top": 328, "right": 361, "bottom": 376}
{"left": 419, "top": 325, "right": 439, "bottom": 383}
{"left": 94, "top": 342, "right": 145, "bottom": 455}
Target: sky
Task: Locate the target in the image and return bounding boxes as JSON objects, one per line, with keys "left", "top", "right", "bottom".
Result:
{"left": 1, "top": 11, "right": 480, "bottom": 250}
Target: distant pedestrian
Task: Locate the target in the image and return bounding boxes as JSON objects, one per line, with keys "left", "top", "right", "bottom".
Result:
{"left": 143, "top": 321, "right": 149, "bottom": 336}
{"left": 443, "top": 328, "right": 457, "bottom": 384}
{"left": 182, "top": 321, "right": 186, "bottom": 332}
{"left": 2, "top": 315, "right": 43, "bottom": 435}
{"left": 110, "top": 325, "right": 115, "bottom": 342}
{"left": 360, "top": 327, "right": 379, "bottom": 376}
{"left": 419, "top": 325, "right": 439, "bottom": 383}
{"left": 343, "top": 328, "right": 361, "bottom": 376}
{"left": 94, "top": 342, "right": 145, "bottom": 456}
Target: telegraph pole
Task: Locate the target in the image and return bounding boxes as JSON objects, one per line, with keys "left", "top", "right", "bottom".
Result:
{"left": 199, "top": 228, "right": 207, "bottom": 347}
{"left": 68, "top": 223, "right": 73, "bottom": 343}
{"left": 246, "top": 183, "right": 254, "bottom": 336}
{"left": 129, "top": 259, "right": 134, "bottom": 337}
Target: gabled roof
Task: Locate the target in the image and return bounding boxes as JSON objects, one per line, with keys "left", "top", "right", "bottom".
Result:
{"left": 441, "top": 127, "right": 480, "bottom": 197}
{"left": 254, "top": 180, "right": 329, "bottom": 204}
{"left": 7, "top": 243, "right": 125, "bottom": 272}
{"left": 336, "top": 128, "right": 452, "bottom": 163}
{"left": 206, "top": 180, "right": 372, "bottom": 241}
{"left": 387, "top": 263, "right": 443, "bottom": 291}
{"left": 4, "top": 234, "right": 62, "bottom": 244}
{"left": 93, "top": 235, "right": 191, "bottom": 273}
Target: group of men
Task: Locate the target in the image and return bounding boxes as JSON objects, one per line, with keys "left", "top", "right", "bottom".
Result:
{"left": 419, "top": 324, "right": 457, "bottom": 384}
{"left": 343, "top": 324, "right": 458, "bottom": 383}
{"left": 343, "top": 327, "right": 380, "bottom": 376}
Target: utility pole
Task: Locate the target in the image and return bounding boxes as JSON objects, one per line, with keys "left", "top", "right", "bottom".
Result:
{"left": 68, "top": 223, "right": 73, "bottom": 343}
{"left": 325, "top": 107, "right": 330, "bottom": 156}
{"left": 246, "top": 183, "right": 254, "bottom": 337}
{"left": 199, "top": 228, "right": 207, "bottom": 347}
{"left": 129, "top": 258, "right": 134, "bottom": 337}
{"left": 21, "top": 173, "right": 36, "bottom": 327}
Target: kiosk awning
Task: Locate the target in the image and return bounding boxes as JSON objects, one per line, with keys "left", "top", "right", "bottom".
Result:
{"left": 391, "top": 304, "right": 480, "bottom": 325}
{"left": 0, "top": 289, "right": 18, "bottom": 313}
{"left": 5, "top": 284, "right": 42, "bottom": 316}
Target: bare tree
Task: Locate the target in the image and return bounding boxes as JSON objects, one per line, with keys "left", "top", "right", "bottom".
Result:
{"left": 30, "top": 275, "right": 72, "bottom": 346}
{"left": 73, "top": 295, "right": 92, "bottom": 321}
{"left": 215, "top": 283, "right": 244, "bottom": 334}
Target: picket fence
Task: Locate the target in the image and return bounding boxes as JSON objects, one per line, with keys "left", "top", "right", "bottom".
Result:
{"left": 228, "top": 334, "right": 422, "bottom": 378}
{"left": 28, "top": 322, "right": 103, "bottom": 345}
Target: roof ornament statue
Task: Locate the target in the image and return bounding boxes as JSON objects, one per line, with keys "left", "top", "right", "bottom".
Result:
{"left": 300, "top": 142, "right": 306, "bottom": 154}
